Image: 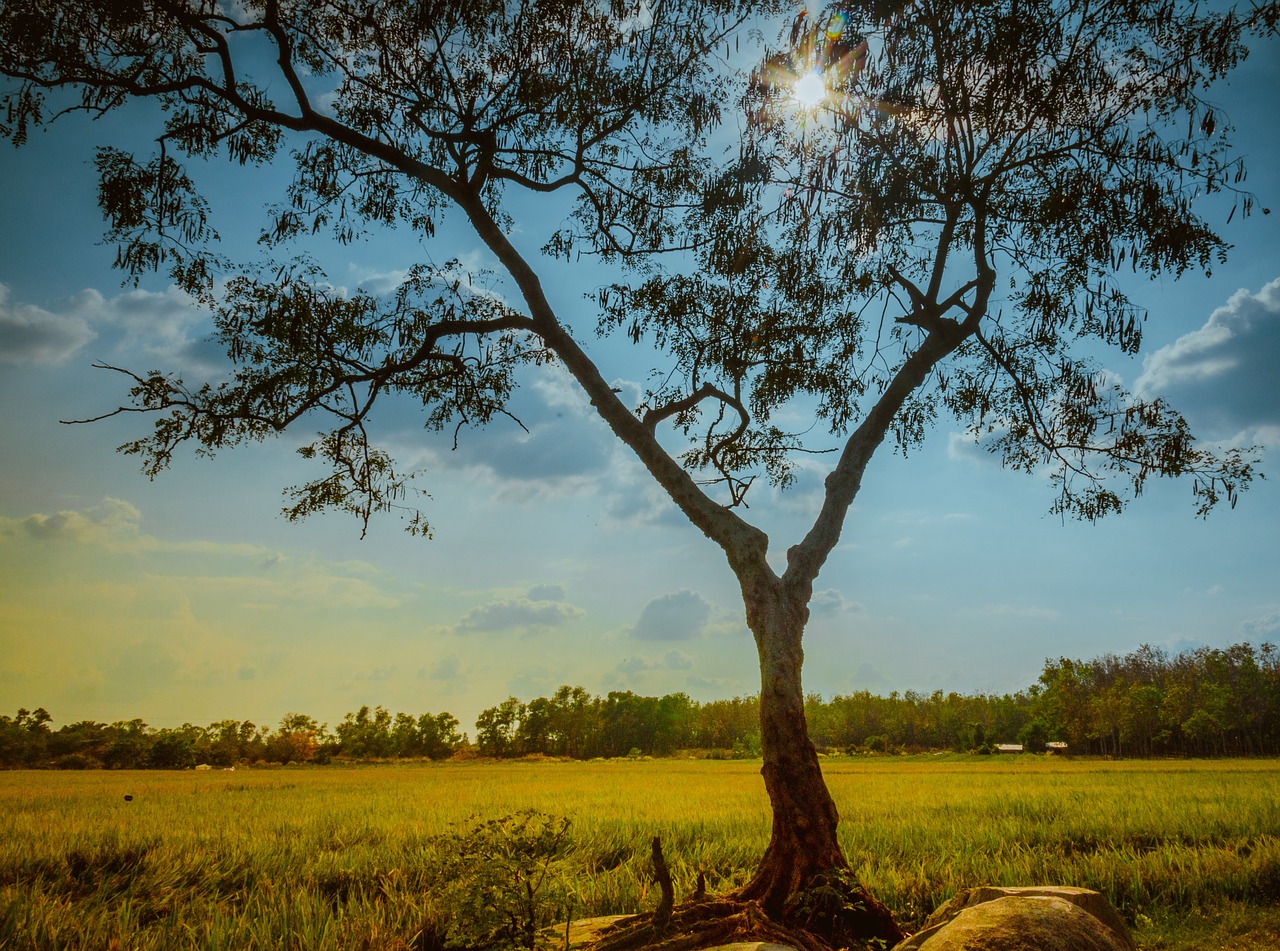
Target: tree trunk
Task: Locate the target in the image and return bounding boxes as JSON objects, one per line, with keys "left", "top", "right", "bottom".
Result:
{"left": 734, "top": 573, "right": 903, "bottom": 946}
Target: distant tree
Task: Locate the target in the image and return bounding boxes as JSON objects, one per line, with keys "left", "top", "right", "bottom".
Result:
{"left": 1016, "top": 719, "right": 1049, "bottom": 754}
{"left": 2, "top": 0, "right": 1276, "bottom": 938}
{"left": 654, "top": 692, "right": 696, "bottom": 754}
{"left": 0, "top": 708, "right": 52, "bottom": 767}
{"left": 49, "top": 720, "right": 111, "bottom": 766}
{"left": 416, "top": 711, "right": 462, "bottom": 760}
{"left": 516, "top": 697, "right": 554, "bottom": 756}
{"left": 148, "top": 728, "right": 198, "bottom": 769}
{"left": 547, "top": 686, "right": 598, "bottom": 759}
{"left": 390, "top": 712, "right": 420, "bottom": 757}
{"left": 268, "top": 712, "right": 321, "bottom": 763}
{"left": 475, "top": 697, "right": 521, "bottom": 758}
{"left": 102, "top": 719, "right": 150, "bottom": 769}
{"left": 599, "top": 691, "right": 660, "bottom": 757}
{"left": 335, "top": 704, "right": 393, "bottom": 758}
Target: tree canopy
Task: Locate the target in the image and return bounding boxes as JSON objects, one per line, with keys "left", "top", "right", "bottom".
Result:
{"left": 2, "top": 0, "right": 1276, "bottom": 937}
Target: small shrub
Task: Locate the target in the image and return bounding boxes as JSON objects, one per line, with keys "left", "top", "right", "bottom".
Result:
{"left": 433, "top": 811, "right": 574, "bottom": 951}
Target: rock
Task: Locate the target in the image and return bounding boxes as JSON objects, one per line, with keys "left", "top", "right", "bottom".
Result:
{"left": 916, "top": 886, "right": 1133, "bottom": 947}
{"left": 893, "top": 886, "right": 1134, "bottom": 951}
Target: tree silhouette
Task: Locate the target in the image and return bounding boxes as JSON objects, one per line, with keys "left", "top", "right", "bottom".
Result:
{"left": 2, "top": 0, "right": 1275, "bottom": 942}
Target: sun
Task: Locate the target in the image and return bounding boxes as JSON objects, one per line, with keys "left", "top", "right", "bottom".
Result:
{"left": 792, "top": 71, "right": 827, "bottom": 108}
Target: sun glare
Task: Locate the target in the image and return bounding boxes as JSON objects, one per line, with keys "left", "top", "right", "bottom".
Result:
{"left": 792, "top": 71, "right": 826, "bottom": 108}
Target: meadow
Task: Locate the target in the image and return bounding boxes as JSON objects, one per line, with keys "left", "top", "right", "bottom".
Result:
{"left": 1, "top": 756, "right": 1278, "bottom": 950}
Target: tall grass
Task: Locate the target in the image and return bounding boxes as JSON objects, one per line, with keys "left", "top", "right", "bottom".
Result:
{"left": 1, "top": 757, "right": 1277, "bottom": 949}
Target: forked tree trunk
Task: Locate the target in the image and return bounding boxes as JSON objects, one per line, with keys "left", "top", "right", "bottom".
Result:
{"left": 734, "top": 574, "right": 903, "bottom": 946}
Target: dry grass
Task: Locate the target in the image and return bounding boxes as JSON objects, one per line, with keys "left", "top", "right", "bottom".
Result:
{"left": 1, "top": 756, "right": 1277, "bottom": 949}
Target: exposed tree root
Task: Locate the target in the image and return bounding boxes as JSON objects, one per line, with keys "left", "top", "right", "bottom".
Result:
{"left": 585, "top": 898, "right": 854, "bottom": 951}
{"left": 581, "top": 838, "right": 900, "bottom": 951}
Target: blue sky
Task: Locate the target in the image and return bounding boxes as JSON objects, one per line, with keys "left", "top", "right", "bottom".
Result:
{"left": 1, "top": 17, "right": 1279, "bottom": 737}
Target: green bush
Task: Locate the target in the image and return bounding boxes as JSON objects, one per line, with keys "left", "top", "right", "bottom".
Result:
{"left": 432, "top": 811, "right": 574, "bottom": 951}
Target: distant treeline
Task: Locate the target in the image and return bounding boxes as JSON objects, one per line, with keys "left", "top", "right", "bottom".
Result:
{"left": 3, "top": 642, "right": 1278, "bottom": 769}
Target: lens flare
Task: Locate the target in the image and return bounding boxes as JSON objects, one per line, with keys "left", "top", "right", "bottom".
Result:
{"left": 792, "top": 71, "right": 826, "bottom": 107}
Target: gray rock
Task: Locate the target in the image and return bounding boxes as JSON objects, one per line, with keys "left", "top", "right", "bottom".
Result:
{"left": 893, "top": 886, "right": 1134, "bottom": 951}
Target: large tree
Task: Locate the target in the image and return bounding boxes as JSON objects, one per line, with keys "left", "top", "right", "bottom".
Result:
{"left": 1, "top": 0, "right": 1274, "bottom": 943}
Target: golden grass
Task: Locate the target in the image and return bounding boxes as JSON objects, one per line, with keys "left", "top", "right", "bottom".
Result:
{"left": 1, "top": 756, "right": 1277, "bottom": 949}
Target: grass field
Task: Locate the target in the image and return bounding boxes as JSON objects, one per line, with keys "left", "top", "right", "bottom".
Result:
{"left": 1, "top": 756, "right": 1278, "bottom": 950}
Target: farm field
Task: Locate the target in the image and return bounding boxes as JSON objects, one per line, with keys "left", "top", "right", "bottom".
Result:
{"left": 1, "top": 756, "right": 1278, "bottom": 950}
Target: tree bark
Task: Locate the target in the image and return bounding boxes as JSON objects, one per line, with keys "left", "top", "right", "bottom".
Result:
{"left": 734, "top": 571, "right": 903, "bottom": 946}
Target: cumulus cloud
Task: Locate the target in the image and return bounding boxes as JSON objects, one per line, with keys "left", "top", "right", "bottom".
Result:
{"left": 847, "top": 660, "right": 891, "bottom": 690}
{"left": 602, "top": 480, "right": 693, "bottom": 528}
{"left": 526, "top": 583, "right": 566, "bottom": 602}
{"left": 1136, "top": 278, "right": 1280, "bottom": 442}
{"left": 346, "top": 249, "right": 503, "bottom": 298}
{"left": 662, "top": 649, "right": 695, "bottom": 670}
{"left": 765, "top": 463, "right": 829, "bottom": 518}
{"left": 0, "top": 283, "right": 226, "bottom": 372}
{"left": 432, "top": 366, "right": 613, "bottom": 493}
{"left": 615, "top": 650, "right": 694, "bottom": 676}
{"left": 810, "top": 588, "right": 863, "bottom": 617}
{"left": 68, "top": 285, "right": 224, "bottom": 373}
{"left": 428, "top": 655, "right": 462, "bottom": 681}
{"left": 0, "top": 283, "right": 96, "bottom": 364}
{"left": 631, "top": 590, "right": 712, "bottom": 641}
{"left": 0, "top": 499, "right": 405, "bottom": 611}
{"left": 1241, "top": 612, "right": 1280, "bottom": 637}
{"left": 2, "top": 497, "right": 143, "bottom": 545}
{"left": 0, "top": 497, "right": 272, "bottom": 561}
{"left": 617, "top": 655, "right": 652, "bottom": 675}
{"left": 455, "top": 593, "right": 586, "bottom": 633}
{"left": 946, "top": 429, "right": 1004, "bottom": 468}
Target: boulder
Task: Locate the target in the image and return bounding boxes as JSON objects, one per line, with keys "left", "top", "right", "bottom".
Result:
{"left": 893, "top": 886, "right": 1134, "bottom": 951}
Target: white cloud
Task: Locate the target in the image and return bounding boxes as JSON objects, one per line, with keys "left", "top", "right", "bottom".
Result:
{"left": 0, "top": 283, "right": 96, "bottom": 364}
{"left": 617, "top": 655, "right": 652, "bottom": 675}
{"left": 68, "top": 285, "right": 225, "bottom": 373}
{"left": 455, "top": 596, "right": 586, "bottom": 633}
{"left": 430, "top": 365, "right": 614, "bottom": 492}
{"left": 630, "top": 590, "right": 712, "bottom": 641}
{"left": 427, "top": 656, "right": 462, "bottom": 681}
{"left": 602, "top": 479, "right": 691, "bottom": 528}
{"left": 0, "top": 282, "right": 226, "bottom": 373}
{"left": 614, "top": 650, "right": 694, "bottom": 676}
{"left": 810, "top": 588, "right": 863, "bottom": 617}
{"left": 1137, "top": 278, "right": 1280, "bottom": 443}
{"left": 1241, "top": 611, "right": 1280, "bottom": 637}
{"left": 663, "top": 649, "right": 694, "bottom": 670}
{"left": 946, "top": 429, "right": 1002, "bottom": 468}
{"left": 2, "top": 497, "right": 143, "bottom": 546}
{"left": 847, "top": 660, "right": 891, "bottom": 690}
{"left": 526, "top": 583, "right": 567, "bottom": 602}
{"left": 0, "top": 499, "right": 404, "bottom": 611}
{"left": 616, "top": 0, "right": 654, "bottom": 39}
